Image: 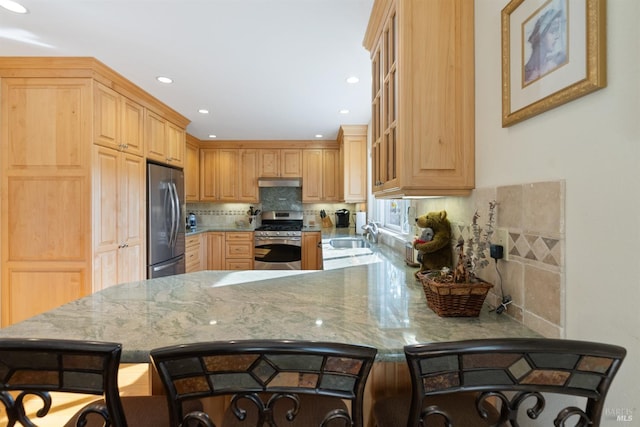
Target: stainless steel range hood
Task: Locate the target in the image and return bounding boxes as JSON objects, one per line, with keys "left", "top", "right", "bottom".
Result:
{"left": 258, "top": 177, "right": 302, "bottom": 187}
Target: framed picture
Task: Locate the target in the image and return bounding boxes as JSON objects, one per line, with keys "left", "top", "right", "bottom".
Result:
{"left": 501, "top": 0, "right": 606, "bottom": 127}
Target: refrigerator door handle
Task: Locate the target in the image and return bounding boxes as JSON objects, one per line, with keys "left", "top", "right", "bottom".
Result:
{"left": 167, "top": 181, "right": 177, "bottom": 248}
{"left": 170, "top": 181, "right": 180, "bottom": 248}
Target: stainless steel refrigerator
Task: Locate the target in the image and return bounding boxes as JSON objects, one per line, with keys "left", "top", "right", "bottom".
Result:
{"left": 147, "top": 162, "right": 185, "bottom": 278}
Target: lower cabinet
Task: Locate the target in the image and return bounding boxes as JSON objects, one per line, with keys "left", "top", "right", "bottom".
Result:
{"left": 224, "top": 232, "right": 254, "bottom": 270}
{"left": 185, "top": 234, "right": 203, "bottom": 273}
{"left": 302, "top": 232, "right": 323, "bottom": 270}
{"left": 206, "top": 231, "right": 254, "bottom": 270}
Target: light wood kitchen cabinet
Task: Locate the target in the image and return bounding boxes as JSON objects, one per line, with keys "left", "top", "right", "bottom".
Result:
{"left": 258, "top": 149, "right": 302, "bottom": 177}
{"left": 205, "top": 232, "right": 253, "bottom": 270}
{"left": 238, "top": 149, "right": 259, "bottom": 202}
{"left": 338, "top": 125, "right": 368, "bottom": 203}
{"left": 302, "top": 149, "right": 341, "bottom": 202}
{"left": 225, "top": 232, "right": 254, "bottom": 270}
{"left": 146, "top": 109, "right": 185, "bottom": 167}
{"left": 363, "top": 0, "right": 475, "bottom": 197}
{"left": 200, "top": 148, "right": 258, "bottom": 203}
{"left": 185, "top": 234, "right": 203, "bottom": 273}
{"left": 92, "top": 146, "right": 146, "bottom": 291}
{"left": 207, "top": 232, "right": 225, "bottom": 270}
{"left": 94, "top": 82, "right": 145, "bottom": 157}
{"left": 0, "top": 57, "right": 190, "bottom": 326}
{"left": 1, "top": 77, "right": 92, "bottom": 326}
{"left": 185, "top": 134, "right": 200, "bottom": 202}
{"left": 302, "top": 232, "right": 323, "bottom": 270}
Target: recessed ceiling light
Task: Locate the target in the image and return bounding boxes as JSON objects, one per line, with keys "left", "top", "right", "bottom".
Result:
{"left": 208, "top": 134, "right": 217, "bottom": 139}
{"left": 0, "top": 0, "right": 28, "bottom": 14}
{"left": 198, "top": 109, "right": 209, "bottom": 114}
{"left": 315, "top": 134, "right": 323, "bottom": 138}
{"left": 339, "top": 109, "right": 350, "bottom": 114}
{"left": 346, "top": 76, "right": 359, "bottom": 84}
{"left": 156, "top": 76, "right": 173, "bottom": 84}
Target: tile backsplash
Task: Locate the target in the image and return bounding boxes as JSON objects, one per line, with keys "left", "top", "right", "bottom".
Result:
{"left": 406, "top": 180, "right": 565, "bottom": 338}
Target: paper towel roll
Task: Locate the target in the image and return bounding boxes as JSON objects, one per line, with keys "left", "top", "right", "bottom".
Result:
{"left": 355, "top": 212, "right": 367, "bottom": 235}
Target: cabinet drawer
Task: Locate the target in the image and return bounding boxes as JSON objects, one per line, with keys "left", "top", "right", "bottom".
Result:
{"left": 225, "top": 259, "right": 253, "bottom": 270}
{"left": 186, "top": 234, "right": 200, "bottom": 248}
{"left": 186, "top": 259, "right": 201, "bottom": 273}
{"left": 225, "top": 242, "right": 253, "bottom": 258}
{"left": 225, "top": 232, "right": 253, "bottom": 242}
{"left": 185, "top": 248, "right": 199, "bottom": 263}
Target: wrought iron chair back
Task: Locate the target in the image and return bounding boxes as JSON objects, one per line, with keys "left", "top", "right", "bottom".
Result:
{"left": 0, "top": 338, "right": 127, "bottom": 427}
{"left": 403, "top": 338, "right": 626, "bottom": 427}
{"left": 150, "top": 339, "right": 377, "bottom": 427}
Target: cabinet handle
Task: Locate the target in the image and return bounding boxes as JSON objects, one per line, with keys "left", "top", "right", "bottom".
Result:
{"left": 317, "top": 242, "right": 322, "bottom": 248}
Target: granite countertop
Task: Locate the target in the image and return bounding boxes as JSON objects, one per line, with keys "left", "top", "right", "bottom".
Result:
{"left": 0, "top": 241, "right": 539, "bottom": 362}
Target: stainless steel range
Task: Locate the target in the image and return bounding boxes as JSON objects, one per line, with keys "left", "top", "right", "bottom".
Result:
{"left": 254, "top": 211, "right": 303, "bottom": 270}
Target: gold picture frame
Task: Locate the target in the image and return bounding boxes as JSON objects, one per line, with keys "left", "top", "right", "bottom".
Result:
{"left": 501, "top": 0, "right": 606, "bottom": 127}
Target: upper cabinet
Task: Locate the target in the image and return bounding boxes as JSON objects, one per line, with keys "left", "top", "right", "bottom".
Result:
{"left": 363, "top": 0, "right": 475, "bottom": 197}
{"left": 302, "top": 148, "right": 340, "bottom": 202}
{"left": 185, "top": 134, "right": 200, "bottom": 202}
{"left": 338, "top": 125, "right": 368, "bottom": 203}
{"left": 146, "top": 110, "right": 185, "bottom": 167}
{"left": 200, "top": 148, "right": 259, "bottom": 203}
{"left": 258, "top": 149, "right": 302, "bottom": 177}
{"left": 94, "top": 83, "right": 145, "bottom": 157}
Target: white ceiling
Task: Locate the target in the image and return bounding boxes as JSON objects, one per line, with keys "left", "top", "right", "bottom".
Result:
{"left": 0, "top": 0, "right": 374, "bottom": 141}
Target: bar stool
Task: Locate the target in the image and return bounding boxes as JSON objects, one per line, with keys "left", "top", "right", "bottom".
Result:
{"left": 372, "top": 338, "right": 626, "bottom": 427}
{"left": 0, "top": 338, "right": 200, "bottom": 426}
{"left": 150, "top": 339, "right": 378, "bottom": 427}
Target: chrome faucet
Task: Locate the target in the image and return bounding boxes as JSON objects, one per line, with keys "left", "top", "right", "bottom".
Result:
{"left": 362, "top": 220, "right": 380, "bottom": 243}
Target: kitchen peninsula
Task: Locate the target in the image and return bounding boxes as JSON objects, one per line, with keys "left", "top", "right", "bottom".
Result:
{"left": 0, "top": 260, "right": 537, "bottom": 363}
{"left": 0, "top": 252, "right": 539, "bottom": 426}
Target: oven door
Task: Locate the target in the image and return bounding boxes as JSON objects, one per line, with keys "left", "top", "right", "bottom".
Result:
{"left": 254, "top": 236, "right": 302, "bottom": 270}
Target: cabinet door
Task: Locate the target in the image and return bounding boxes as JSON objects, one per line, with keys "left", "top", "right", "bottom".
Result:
{"left": 281, "top": 149, "right": 302, "bottom": 177}
{"left": 185, "top": 137, "right": 200, "bottom": 202}
{"left": 93, "top": 146, "right": 120, "bottom": 291}
{"left": 217, "top": 149, "right": 238, "bottom": 201}
{"left": 167, "top": 122, "right": 185, "bottom": 167}
{"left": 199, "top": 149, "right": 218, "bottom": 201}
{"left": 145, "top": 110, "right": 168, "bottom": 162}
{"left": 121, "top": 97, "right": 145, "bottom": 157}
{"left": 322, "top": 149, "right": 341, "bottom": 201}
{"left": 94, "top": 83, "right": 120, "bottom": 150}
{"left": 302, "top": 232, "right": 323, "bottom": 270}
{"left": 302, "top": 149, "right": 322, "bottom": 202}
{"left": 340, "top": 128, "right": 367, "bottom": 203}
{"left": 207, "top": 232, "right": 225, "bottom": 270}
{"left": 238, "top": 149, "right": 258, "bottom": 202}
{"left": 117, "top": 152, "right": 145, "bottom": 284}
{"left": 93, "top": 147, "right": 144, "bottom": 290}
{"left": 258, "top": 149, "right": 280, "bottom": 177}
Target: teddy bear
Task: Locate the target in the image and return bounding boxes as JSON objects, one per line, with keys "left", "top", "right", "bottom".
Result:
{"left": 413, "top": 210, "right": 452, "bottom": 277}
{"left": 414, "top": 227, "right": 434, "bottom": 263}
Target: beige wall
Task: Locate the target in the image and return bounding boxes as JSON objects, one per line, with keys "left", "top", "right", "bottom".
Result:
{"left": 473, "top": 0, "right": 639, "bottom": 420}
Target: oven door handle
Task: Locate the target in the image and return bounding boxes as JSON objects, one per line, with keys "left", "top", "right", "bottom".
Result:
{"left": 255, "top": 237, "right": 301, "bottom": 244}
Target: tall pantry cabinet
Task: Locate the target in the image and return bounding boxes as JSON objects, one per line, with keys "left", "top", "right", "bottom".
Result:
{"left": 0, "top": 58, "right": 189, "bottom": 326}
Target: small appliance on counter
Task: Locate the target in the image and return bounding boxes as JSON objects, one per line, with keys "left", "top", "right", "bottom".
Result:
{"left": 187, "top": 212, "right": 197, "bottom": 230}
{"left": 335, "top": 209, "right": 350, "bottom": 228}
{"left": 355, "top": 211, "right": 367, "bottom": 234}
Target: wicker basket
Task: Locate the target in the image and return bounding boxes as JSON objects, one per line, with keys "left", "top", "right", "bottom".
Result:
{"left": 418, "top": 273, "right": 493, "bottom": 317}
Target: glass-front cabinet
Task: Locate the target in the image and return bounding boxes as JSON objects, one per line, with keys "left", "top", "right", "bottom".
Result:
{"left": 364, "top": 0, "right": 475, "bottom": 197}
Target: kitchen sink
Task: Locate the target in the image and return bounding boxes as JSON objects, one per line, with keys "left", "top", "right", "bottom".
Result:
{"left": 329, "top": 238, "right": 371, "bottom": 249}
